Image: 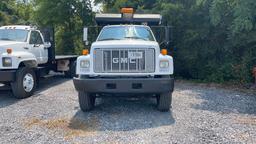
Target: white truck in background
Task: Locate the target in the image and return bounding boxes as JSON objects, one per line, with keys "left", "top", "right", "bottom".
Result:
{"left": 0, "top": 25, "right": 77, "bottom": 98}
{"left": 73, "top": 8, "right": 174, "bottom": 112}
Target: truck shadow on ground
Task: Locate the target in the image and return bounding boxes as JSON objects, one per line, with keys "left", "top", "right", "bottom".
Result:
{"left": 0, "top": 90, "right": 16, "bottom": 108}
{"left": 70, "top": 97, "right": 175, "bottom": 132}
{"left": 0, "top": 75, "right": 70, "bottom": 108}
{"left": 34, "top": 75, "right": 70, "bottom": 95}
{"left": 178, "top": 83, "right": 256, "bottom": 115}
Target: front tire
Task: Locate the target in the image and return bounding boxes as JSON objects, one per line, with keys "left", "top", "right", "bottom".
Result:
{"left": 78, "top": 92, "right": 96, "bottom": 112}
{"left": 11, "top": 67, "right": 36, "bottom": 99}
{"left": 157, "top": 92, "right": 172, "bottom": 112}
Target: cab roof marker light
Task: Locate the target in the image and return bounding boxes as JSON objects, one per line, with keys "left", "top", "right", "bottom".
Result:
{"left": 121, "top": 8, "right": 134, "bottom": 14}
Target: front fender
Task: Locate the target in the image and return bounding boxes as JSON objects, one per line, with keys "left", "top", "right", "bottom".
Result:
{"left": 0, "top": 51, "right": 37, "bottom": 69}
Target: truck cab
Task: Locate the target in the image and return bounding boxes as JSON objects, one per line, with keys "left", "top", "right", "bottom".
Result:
{"left": 0, "top": 26, "right": 50, "bottom": 69}
{"left": 0, "top": 25, "right": 77, "bottom": 98}
{"left": 73, "top": 8, "right": 174, "bottom": 112}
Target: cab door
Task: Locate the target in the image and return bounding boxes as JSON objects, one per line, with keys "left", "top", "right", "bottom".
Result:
{"left": 29, "top": 31, "right": 48, "bottom": 64}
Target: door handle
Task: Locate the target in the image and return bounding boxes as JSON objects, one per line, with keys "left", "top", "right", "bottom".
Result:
{"left": 24, "top": 47, "right": 29, "bottom": 50}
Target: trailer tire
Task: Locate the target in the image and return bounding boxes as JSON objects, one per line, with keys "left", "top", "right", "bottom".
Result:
{"left": 157, "top": 92, "right": 172, "bottom": 112}
{"left": 65, "top": 61, "right": 76, "bottom": 78}
{"left": 11, "top": 67, "right": 36, "bottom": 99}
{"left": 78, "top": 92, "right": 96, "bottom": 112}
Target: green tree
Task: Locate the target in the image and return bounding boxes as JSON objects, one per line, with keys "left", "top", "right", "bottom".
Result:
{"left": 0, "top": 0, "right": 33, "bottom": 25}
{"left": 209, "top": 0, "right": 256, "bottom": 83}
{"left": 34, "top": 0, "right": 93, "bottom": 54}
{"left": 0, "top": 0, "right": 16, "bottom": 25}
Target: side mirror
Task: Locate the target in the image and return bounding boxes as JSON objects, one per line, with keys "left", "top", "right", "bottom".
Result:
{"left": 44, "top": 42, "right": 51, "bottom": 48}
{"left": 83, "top": 27, "right": 89, "bottom": 45}
{"left": 165, "top": 26, "right": 170, "bottom": 47}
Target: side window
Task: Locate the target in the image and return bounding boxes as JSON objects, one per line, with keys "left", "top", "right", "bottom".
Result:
{"left": 29, "top": 31, "right": 43, "bottom": 45}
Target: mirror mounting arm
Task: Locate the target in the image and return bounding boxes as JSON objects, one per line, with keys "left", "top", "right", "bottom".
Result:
{"left": 83, "top": 27, "right": 90, "bottom": 46}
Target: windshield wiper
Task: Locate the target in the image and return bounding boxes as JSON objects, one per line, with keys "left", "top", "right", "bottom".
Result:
{"left": 124, "top": 36, "right": 147, "bottom": 41}
{"left": 0, "top": 38, "right": 12, "bottom": 41}
{"left": 98, "top": 38, "right": 121, "bottom": 41}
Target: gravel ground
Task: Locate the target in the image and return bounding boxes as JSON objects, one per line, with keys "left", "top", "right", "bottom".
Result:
{"left": 0, "top": 76, "right": 256, "bottom": 144}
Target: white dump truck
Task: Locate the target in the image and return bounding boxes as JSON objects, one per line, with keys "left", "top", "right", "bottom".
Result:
{"left": 0, "top": 25, "right": 77, "bottom": 98}
{"left": 73, "top": 8, "right": 174, "bottom": 111}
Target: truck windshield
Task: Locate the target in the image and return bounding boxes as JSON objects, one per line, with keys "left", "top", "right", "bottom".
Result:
{"left": 97, "top": 26, "right": 155, "bottom": 41}
{"left": 0, "top": 29, "right": 29, "bottom": 42}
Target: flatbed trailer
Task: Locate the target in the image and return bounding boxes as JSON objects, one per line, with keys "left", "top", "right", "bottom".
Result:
{"left": 55, "top": 55, "right": 77, "bottom": 60}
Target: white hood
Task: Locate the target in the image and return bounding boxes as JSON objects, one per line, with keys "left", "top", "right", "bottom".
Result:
{"left": 91, "top": 39, "right": 159, "bottom": 49}
{"left": 0, "top": 40, "right": 26, "bottom": 54}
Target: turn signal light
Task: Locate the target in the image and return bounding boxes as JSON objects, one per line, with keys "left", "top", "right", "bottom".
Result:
{"left": 7, "top": 48, "right": 12, "bottom": 54}
{"left": 82, "top": 49, "right": 89, "bottom": 55}
{"left": 121, "top": 8, "right": 134, "bottom": 14}
{"left": 161, "top": 49, "right": 168, "bottom": 55}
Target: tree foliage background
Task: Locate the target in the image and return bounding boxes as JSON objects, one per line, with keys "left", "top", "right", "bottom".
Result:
{"left": 0, "top": 0, "right": 256, "bottom": 84}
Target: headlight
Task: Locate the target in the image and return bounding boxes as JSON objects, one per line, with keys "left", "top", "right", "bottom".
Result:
{"left": 80, "top": 60, "right": 90, "bottom": 68}
{"left": 2, "top": 57, "right": 12, "bottom": 67}
{"left": 160, "top": 60, "right": 169, "bottom": 68}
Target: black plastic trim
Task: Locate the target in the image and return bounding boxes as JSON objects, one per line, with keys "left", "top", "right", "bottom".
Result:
{"left": 73, "top": 77, "right": 174, "bottom": 94}
{"left": 0, "top": 70, "right": 16, "bottom": 82}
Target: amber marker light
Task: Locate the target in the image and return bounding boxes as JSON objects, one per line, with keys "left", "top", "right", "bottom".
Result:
{"left": 82, "top": 49, "right": 89, "bottom": 55}
{"left": 161, "top": 49, "right": 168, "bottom": 55}
{"left": 121, "top": 8, "right": 134, "bottom": 14}
{"left": 7, "top": 48, "right": 12, "bottom": 54}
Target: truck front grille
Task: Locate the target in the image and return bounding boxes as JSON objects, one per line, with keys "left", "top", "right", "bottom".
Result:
{"left": 94, "top": 48, "right": 155, "bottom": 73}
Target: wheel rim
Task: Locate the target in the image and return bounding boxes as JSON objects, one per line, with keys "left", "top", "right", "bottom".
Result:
{"left": 23, "top": 73, "right": 34, "bottom": 92}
